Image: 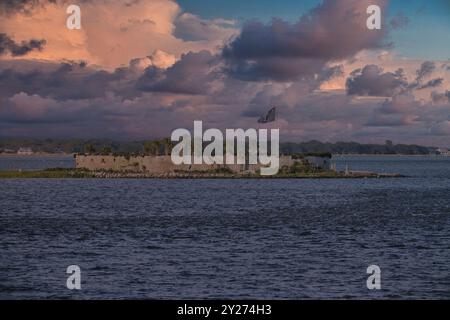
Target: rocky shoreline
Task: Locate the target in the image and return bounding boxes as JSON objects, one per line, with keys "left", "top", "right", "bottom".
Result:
{"left": 89, "top": 171, "right": 403, "bottom": 179}
{"left": 0, "top": 168, "right": 404, "bottom": 179}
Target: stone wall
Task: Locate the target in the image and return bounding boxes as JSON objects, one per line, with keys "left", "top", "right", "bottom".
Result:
{"left": 76, "top": 155, "right": 271, "bottom": 174}
{"left": 75, "top": 155, "right": 329, "bottom": 173}
{"left": 304, "top": 156, "right": 331, "bottom": 170}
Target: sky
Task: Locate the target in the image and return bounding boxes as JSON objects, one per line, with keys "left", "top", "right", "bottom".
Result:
{"left": 0, "top": 0, "right": 449, "bottom": 146}
{"left": 177, "top": 0, "right": 450, "bottom": 60}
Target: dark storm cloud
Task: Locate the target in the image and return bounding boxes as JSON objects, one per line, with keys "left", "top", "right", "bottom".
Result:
{"left": 0, "top": 0, "right": 97, "bottom": 14}
{"left": 416, "top": 61, "right": 436, "bottom": 81}
{"left": 417, "top": 78, "right": 444, "bottom": 90}
{"left": 0, "top": 60, "right": 134, "bottom": 100}
{"left": 366, "top": 93, "right": 420, "bottom": 127}
{"left": 224, "top": 55, "right": 330, "bottom": 82}
{"left": 346, "top": 65, "right": 407, "bottom": 97}
{"left": 137, "top": 50, "right": 220, "bottom": 95}
{"left": 0, "top": 51, "right": 222, "bottom": 102}
{"left": 347, "top": 60, "right": 445, "bottom": 99}
{"left": 407, "top": 61, "right": 441, "bottom": 90}
{"left": 318, "top": 65, "right": 344, "bottom": 82}
{"left": 0, "top": 0, "right": 38, "bottom": 14}
{"left": 222, "top": 0, "right": 387, "bottom": 81}
{"left": 431, "top": 91, "right": 450, "bottom": 104}
{"left": 0, "top": 0, "right": 57, "bottom": 15}
{"left": 0, "top": 33, "right": 46, "bottom": 56}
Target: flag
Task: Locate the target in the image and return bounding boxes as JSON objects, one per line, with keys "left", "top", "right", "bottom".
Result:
{"left": 258, "top": 107, "right": 276, "bottom": 123}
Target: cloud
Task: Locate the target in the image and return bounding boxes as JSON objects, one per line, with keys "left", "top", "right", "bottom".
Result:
{"left": 0, "top": 0, "right": 233, "bottom": 69}
{"left": 367, "top": 113, "right": 417, "bottom": 127}
{"left": 431, "top": 121, "right": 450, "bottom": 136}
{"left": 364, "top": 91, "right": 450, "bottom": 135}
{"left": 346, "top": 59, "right": 448, "bottom": 97}
{"left": 242, "top": 84, "right": 287, "bottom": 117}
{"left": 222, "top": 0, "right": 388, "bottom": 81}
{"left": 0, "top": 0, "right": 54, "bottom": 15}
{"left": 405, "top": 61, "right": 444, "bottom": 91}
{"left": 417, "top": 78, "right": 444, "bottom": 90}
{"left": 129, "top": 49, "right": 177, "bottom": 72}
{"left": 377, "top": 93, "right": 420, "bottom": 114}
{"left": 137, "top": 50, "right": 221, "bottom": 95}
{"left": 346, "top": 65, "right": 407, "bottom": 97}
{"left": 416, "top": 61, "right": 436, "bottom": 82}
{"left": 225, "top": 54, "right": 333, "bottom": 82}
{"left": 174, "top": 12, "right": 237, "bottom": 42}
{"left": 1, "top": 0, "right": 450, "bottom": 146}
{"left": 0, "top": 50, "right": 223, "bottom": 103}
{"left": 0, "top": 33, "right": 46, "bottom": 56}
{"left": 431, "top": 91, "right": 450, "bottom": 104}
{"left": 0, "top": 90, "right": 203, "bottom": 139}
{"left": 0, "top": 59, "right": 136, "bottom": 100}
{"left": 2, "top": 92, "right": 76, "bottom": 123}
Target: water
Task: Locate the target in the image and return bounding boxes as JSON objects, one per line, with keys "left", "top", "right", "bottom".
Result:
{"left": 0, "top": 155, "right": 75, "bottom": 171}
{"left": 0, "top": 156, "right": 449, "bottom": 299}
{"left": 334, "top": 155, "right": 450, "bottom": 178}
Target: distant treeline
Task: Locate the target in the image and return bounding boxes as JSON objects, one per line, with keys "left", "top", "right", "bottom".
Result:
{"left": 0, "top": 138, "right": 436, "bottom": 155}
{"left": 280, "top": 140, "right": 435, "bottom": 155}
{"left": 0, "top": 139, "right": 143, "bottom": 154}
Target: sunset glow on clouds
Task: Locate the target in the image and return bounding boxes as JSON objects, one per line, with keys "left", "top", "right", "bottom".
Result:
{"left": 0, "top": 0, "right": 236, "bottom": 67}
{"left": 0, "top": 0, "right": 449, "bottom": 145}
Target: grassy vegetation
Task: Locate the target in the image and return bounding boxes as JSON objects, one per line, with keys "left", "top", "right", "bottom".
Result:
{"left": 0, "top": 168, "right": 94, "bottom": 179}
{"left": 174, "top": 167, "right": 235, "bottom": 175}
{"left": 0, "top": 167, "right": 400, "bottom": 179}
{"left": 0, "top": 168, "right": 340, "bottom": 179}
{"left": 274, "top": 171, "right": 343, "bottom": 178}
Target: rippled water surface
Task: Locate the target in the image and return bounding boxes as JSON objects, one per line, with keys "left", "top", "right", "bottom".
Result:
{"left": 0, "top": 155, "right": 74, "bottom": 171}
{"left": 0, "top": 156, "right": 449, "bottom": 299}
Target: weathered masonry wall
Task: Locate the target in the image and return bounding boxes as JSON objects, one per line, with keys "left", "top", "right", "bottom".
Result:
{"left": 75, "top": 155, "right": 311, "bottom": 173}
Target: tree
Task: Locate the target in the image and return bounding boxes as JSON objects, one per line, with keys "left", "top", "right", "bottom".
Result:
{"left": 144, "top": 141, "right": 156, "bottom": 155}
{"left": 144, "top": 141, "right": 161, "bottom": 155}
{"left": 101, "top": 146, "right": 112, "bottom": 155}
{"left": 154, "top": 140, "right": 161, "bottom": 156}
{"left": 84, "top": 144, "right": 96, "bottom": 154}
{"left": 162, "top": 138, "right": 173, "bottom": 155}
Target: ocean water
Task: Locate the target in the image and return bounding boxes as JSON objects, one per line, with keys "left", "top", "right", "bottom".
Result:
{"left": 0, "top": 156, "right": 449, "bottom": 299}
{"left": 0, "top": 155, "right": 75, "bottom": 171}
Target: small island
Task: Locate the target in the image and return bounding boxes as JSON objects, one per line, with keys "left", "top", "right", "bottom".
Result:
{"left": 0, "top": 152, "right": 403, "bottom": 179}
{"left": 0, "top": 139, "right": 419, "bottom": 179}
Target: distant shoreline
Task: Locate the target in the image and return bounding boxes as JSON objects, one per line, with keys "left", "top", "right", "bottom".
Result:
{"left": 0, "top": 153, "right": 440, "bottom": 158}
{"left": 0, "top": 139, "right": 436, "bottom": 157}
{"left": 0, "top": 153, "right": 74, "bottom": 157}
{"left": 332, "top": 154, "right": 440, "bottom": 157}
